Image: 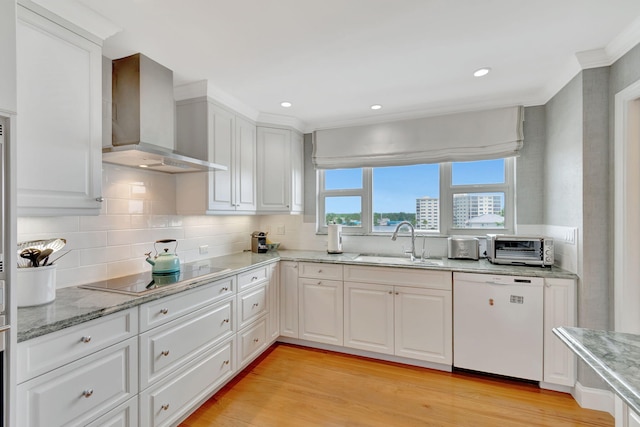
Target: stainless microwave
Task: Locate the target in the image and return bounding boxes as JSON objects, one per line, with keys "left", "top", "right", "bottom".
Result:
{"left": 486, "top": 235, "right": 554, "bottom": 267}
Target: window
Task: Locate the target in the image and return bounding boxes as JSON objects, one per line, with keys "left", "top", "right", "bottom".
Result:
{"left": 317, "top": 158, "right": 514, "bottom": 235}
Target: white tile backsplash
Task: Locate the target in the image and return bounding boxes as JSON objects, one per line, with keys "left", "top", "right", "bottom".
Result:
{"left": 18, "top": 165, "right": 260, "bottom": 289}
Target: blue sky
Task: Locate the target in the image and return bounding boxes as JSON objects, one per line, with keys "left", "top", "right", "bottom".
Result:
{"left": 325, "top": 159, "right": 505, "bottom": 213}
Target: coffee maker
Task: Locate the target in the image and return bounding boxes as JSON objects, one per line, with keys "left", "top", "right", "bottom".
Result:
{"left": 251, "top": 231, "right": 268, "bottom": 253}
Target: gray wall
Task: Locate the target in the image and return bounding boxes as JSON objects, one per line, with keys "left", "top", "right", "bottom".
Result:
{"left": 543, "top": 68, "right": 613, "bottom": 389}
{"left": 517, "top": 106, "right": 546, "bottom": 225}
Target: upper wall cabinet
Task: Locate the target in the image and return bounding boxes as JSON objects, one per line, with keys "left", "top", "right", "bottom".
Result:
{"left": 175, "top": 98, "right": 257, "bottom": 214}
{"left": 256, "top": 126, "right": 303, "bottom": 214}
{"left": 0, "top": 0, "right": 17, "bottom": 114}
{"left": 16, "top": 5, "right": 103, "bottom": 216}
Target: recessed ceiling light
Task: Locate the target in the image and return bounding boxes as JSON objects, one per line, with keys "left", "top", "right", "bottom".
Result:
{"left": 280, "top": 101, "right": 292, "bottom": 108}
{"left": 473, "top": 67, "right": 491, "bottom": 77}
{"left": 371, "top": 104, "right": 382, "bottom": 110}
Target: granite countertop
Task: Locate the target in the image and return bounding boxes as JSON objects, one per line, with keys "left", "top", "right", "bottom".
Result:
{"left": 18, "top": 249, "right": 576, "bottom": 343}
{"left": 554, "top": 326, "right": 640, "bottom": 414}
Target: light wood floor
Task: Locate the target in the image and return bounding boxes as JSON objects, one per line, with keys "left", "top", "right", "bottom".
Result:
{"left": 181, "top": 343, "right": 613, "bottom": 427}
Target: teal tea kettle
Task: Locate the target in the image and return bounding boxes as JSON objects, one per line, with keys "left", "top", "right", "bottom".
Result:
{"left": 145, "top": 239, "right": 181, "bottom": 274}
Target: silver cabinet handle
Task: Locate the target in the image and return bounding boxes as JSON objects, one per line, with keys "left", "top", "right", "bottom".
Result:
{"left": 80, "top": 336, "right": 91, "bottom": 343}
{"left": 82, "top": 389, "right": 94, "bottom": 398}
{"left": 161, "top": 350, "right": 170, "bottom": 357}
{"left": 161, "top": 404, "right": 170, "bottom": 411}
{"left": 222, "top": 318, "right": 230, "bottom": 324}
{"left": 160, "top": 308, "right": 169, "bottom": 315}
{"left": 95, "top": 197, "right": 104, "bottom": 202}
{"left": 221, "top": 287, "right": 229, "bottom": 292}
{"left": 252, "top": 302, "right": 259, "bottom": 308}
{"left": 251, "top": 276, "right": 258, "bottom": 281}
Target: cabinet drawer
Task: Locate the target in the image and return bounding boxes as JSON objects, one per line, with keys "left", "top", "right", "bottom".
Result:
{"left": 17, "top": 336, "right": 138, "bottom": 427}
{"left": 139, "top": 276, "right": 234, "bottom": 332}
{"left": 237, "top": 284, "right": 267, "bottom": 330}
{"left": 18, "top": 308, "right": 138, "bottom": 383}
{"left": 343, "top": 265, "right": 452, "bottom": 290}
{"left": 85, "top": 396, "right": 138, "bottom": 427}
{"left": 140, "top": 339, "right": 234, "bottom": 427}
{"left": 238, "top": 317, "right": 267, "bottom": 368}
{"left": 299, "top": 262, "right": 343, "bottom": 280}
{"left": 237, "top": 266, "right": 268, "bottom": 291}
{"left": 139, "top": 298, "right": 234, "bottom": 389}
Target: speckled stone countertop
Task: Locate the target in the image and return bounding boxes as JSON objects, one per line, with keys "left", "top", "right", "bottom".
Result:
{"left": 554, "top": 327, "right": 640, "bottom": 414}
{"left": 18, "top": 249, "right": 576, "bottom": 343}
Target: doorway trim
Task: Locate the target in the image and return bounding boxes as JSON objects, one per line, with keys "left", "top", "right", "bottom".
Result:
{"left": 614, "top": 79, "right": 640, "bottom": 333}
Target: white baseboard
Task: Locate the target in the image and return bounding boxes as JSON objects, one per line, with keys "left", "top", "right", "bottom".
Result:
{"left": 573, "top": 381, "right": 615, "bottom": 416}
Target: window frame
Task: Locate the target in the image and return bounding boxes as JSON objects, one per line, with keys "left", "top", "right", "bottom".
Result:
{"left": 317, "top": 158, "right": 514, "bottom": 236}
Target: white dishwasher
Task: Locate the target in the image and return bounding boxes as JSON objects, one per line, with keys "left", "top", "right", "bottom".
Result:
{"left": 453, "top": 272, "right": 543, "bottom": 381}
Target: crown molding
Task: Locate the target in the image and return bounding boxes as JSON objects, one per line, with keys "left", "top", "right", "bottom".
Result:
{"left": 576, "top": 15, "right": 640, "bottom": 70}
{"left": 174, "top": 80, "right": 261, "bottom": 122}
{"left": 26, "top": 0, "right": 121, "bottom": 41}
{"left": 255, "top": 113, "right": 307, "bottom": 133}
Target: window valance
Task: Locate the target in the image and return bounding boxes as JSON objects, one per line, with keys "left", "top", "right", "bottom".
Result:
{"left": 312, "top": 106, "right": 524, "bottom": 169}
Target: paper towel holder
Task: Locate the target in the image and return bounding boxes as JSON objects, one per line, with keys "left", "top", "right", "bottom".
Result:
{"left": 327, "top": 223, "right": 343, "bottom": 254}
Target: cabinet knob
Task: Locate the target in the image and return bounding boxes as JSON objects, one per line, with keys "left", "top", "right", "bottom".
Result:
{"left": 95, "top": 197, "right": 104, "bottom": 202}
{"left": 253, "top": 338, "right": 259, "bottom": 343}
{"left": 317, "top": 281, "right": 322, "bottom": 285}
{"left": 161, "top": 350, "right": 170, "bottom": 357}
{"left": 388, "top": 291, "right": 393, "bottom": 294}
{"left": 221, "top": 287, "right": 229, "bottom": 292}
{"left": 223, "top": 360, "right": 230, "bottom": 365}
{"left": 160, "top": 308, "right": 169, "bottom": 315}
{"left": 222, "top": 318, "right": 230, "bottom": 324}
{"left": 395, "top": 292, "right": 399, "bottom": 295}
{"left": 161, "top": 404, "right": 170, "bottom": 411}
{"left": 318, "top": 269, "right": 322, "bottom": 273}
{"left": 82, "top": 389, "right": 94, "bottom": 398}
{"left": 80, "top": 336, "right": 91, "bottom": 343}
{"left": 251, "top": 276, "right": 258, "bottom": 281}
{"left": 252, "top": 302, "right": 259, "bottom": 308}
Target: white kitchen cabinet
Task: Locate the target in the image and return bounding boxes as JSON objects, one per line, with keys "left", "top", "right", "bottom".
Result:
{"left": 16, "top": 5, "right": 103, "bottom": 215}
{"left": 237, "top": 317, "right": 268, "bottom": 368}
{"left": 616, "top": 396, "right": 640, "bottom": 427}
{"left": 299, "top": 277, "right": 344, "bottom": 345}
{"left": 17, "top": 336, "right": 138, "bottom": 427}
{"left": 236, "top": 284, "right": 267, "bottom": 331}
{"left": 344, "top": 282, "right": 394, "bottom": 355}
{"left": 267, "top": 262, "right": 280, "bottom": 341}
{"left": 256, "top": 126, "right": 304, "bottom": 213}
{"left": 0, "top": 0, "right": 16, "bottom": 114}
{"left": 139, "top": 297, "right": 234, "bottom": 389}
{"left": 139, "top": 338, "right": 235, "bottom": 427}
{"left": 543, "top": 277, "right": 577, "bottom": 387}
{"left": 176, "top": 99, "right": 256, "bottom": 214}
{"left": 394, "top": 286, "right": 451, "bottom": 363}
{"left": 279, "top": 261, "right": 299, "bottom": 338}
{"left": 343, "top": 268, "right": 453, "bottom": 365}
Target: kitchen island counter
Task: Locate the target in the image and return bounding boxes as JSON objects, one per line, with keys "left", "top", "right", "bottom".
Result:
{"left": 554, "top": 326, "right": 640, "bottom": 414}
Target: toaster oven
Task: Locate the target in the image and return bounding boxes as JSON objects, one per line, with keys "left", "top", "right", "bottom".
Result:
{"left": 486, "top": 235, "right": 554, "bottom": 267}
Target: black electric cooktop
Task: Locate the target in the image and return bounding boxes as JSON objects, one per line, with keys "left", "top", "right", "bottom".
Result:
{"left": 79, "top": 262, "right": 231, "bottom": 295}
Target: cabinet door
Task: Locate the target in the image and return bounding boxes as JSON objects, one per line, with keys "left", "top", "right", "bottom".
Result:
{"left": 257, "top": 127, "right": 290, "bottom": 211}
{"left": 290, "top": 131, "right": 304, "bottom": 213}
{"left": 267, "top": 263, "right": 280, "bottom": 341}
{"left": 235, "top": 115, "right": 257, "bottom": 211}
{"left": 16, "top": 6, "right": 102, "bottom": 215}
{"left": 395, "top": 287, "right": 452, "bottom": 364}
{"left": 299, "top": 278, "right": 343, "bottom": 345}
{"left": 543, "top": 278, "right": 576, "bottom": 386}
{"left": 280, "top": 261, "right": 299, "bottom": 338}
{"left": 208, "top": 104, "right": 235, "bottom": 211}
{"left": 344, "top": 282, "right": 394, "bottom": 355}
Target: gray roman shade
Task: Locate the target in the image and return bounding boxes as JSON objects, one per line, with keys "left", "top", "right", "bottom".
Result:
{"left": 312, "top": 106, "right": 524, "bottom": 169}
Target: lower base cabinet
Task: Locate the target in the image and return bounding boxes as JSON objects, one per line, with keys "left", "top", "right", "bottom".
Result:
{"left": 17, "top": 337, "right": 138, "bottom": 427}
{"left": 344, "top": 280, "right": 452, "bottom": 364}
{"left": 139, "top": 338, "right": 235, "bottom": 427}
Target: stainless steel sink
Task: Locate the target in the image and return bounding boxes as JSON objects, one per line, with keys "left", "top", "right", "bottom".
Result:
{"left": 353, "top": 255, "right": 444, "bottom": 266}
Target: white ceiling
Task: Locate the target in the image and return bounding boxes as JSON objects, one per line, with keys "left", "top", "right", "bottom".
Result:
{"left": 39, "top": 0, "right": 640, "bottom": 131}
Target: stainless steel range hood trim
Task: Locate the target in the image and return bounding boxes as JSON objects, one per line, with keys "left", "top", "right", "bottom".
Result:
{"left": 102, "top": 142, "right": 227, "bottom": 173}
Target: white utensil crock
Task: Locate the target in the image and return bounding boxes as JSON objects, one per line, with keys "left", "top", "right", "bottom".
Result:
{"left": 17, "top": 264, "right": 56, "bottom": 307}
